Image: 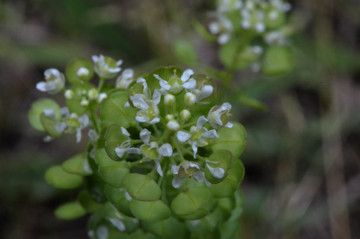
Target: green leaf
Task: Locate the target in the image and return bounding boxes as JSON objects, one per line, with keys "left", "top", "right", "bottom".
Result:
{"left": 40, "top": 112, "right": 62, "bottom": 137}
{"left": 205, "top": 150, "right": 233, "bottom": 184}
{"left": 77, "top": 190, "right": 101, "bottom": 213}
{"left": 55, "top": 201, "right": 86, "bottom": 220}
{"left": 211, "top": 122, "right": 247, "bottom": 159}
{"left": 62, "top": 153, "right": 92, "bottom": 176}
{"left": 100, "top": 89, "right": 137, "bottom": 129}
{"left": 130, "top": 200, "right": 170, "bottom": 222}
{"left": 142, "top": 217, "right": 186, "bottom": 239}
{"left": 122, "top": 174, "right": 161, "bottom": 201}
{"left": 29, "top": 99, "right": 61, "bottom": 131}
{"left": 65, "top": 58, "right": 94, "bottom": 84}
{"left": 104, "top": 125, "right": 129, "bottom": 161}
{"left": 210, "top": 159, "right": 245, "bottom": 198}
{"left": 263, "top": 46, "right": 293, "bottom": 76}
{"left": 104, "top": 184, "right": 133, "bottom": 217}
{"left": 173, "top": 39, "right": 198, "bottom": 64}
{"left": 171, "top": 186, "right": 212, "bottom": 220}
{"left": 45, "top": 165, "right": 83, "bottom": 189}
{"left": 185, "top": 208, "right": 222, "bottom": 234}
{"left": 96, "top": 148, "right": 129, "bottom": 187}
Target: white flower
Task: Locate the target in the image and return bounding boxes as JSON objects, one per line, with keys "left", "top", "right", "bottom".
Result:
{"left": 115, "top": 127, "right": 141, "bottom": 158}
{"left": 116, "top": 68, "right": 134, "bottom": 89}
{"left": 190, "top": 84, "right": 214, "bottom": 103}
{"left": 207, "top": 103, "right": 233, "bottom": 129}
{"left": 92, "top": 55, "right": 122, "bottom": 78}
{"left": 131, "top": 89, "right": 161, "bottom": 124}
{"left": 153, "top": 69, "right": 196, "bottom": 94}
{"left": 177, "top": 116, "right": 219, "bottom": 158}
{"left": 171, "top": 161, "right": 206, "bottom": 188}
{"left": 64, "top": 89, "right": 74, "bottom": 99}
{"left": 217, "top": 0, "right": 242, "bottom": 12}
{"left": 36, "top": 68, "right": 65, "bottom": 94}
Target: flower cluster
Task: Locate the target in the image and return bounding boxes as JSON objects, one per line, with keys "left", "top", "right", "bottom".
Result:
{"left": 29, "top": 56, "right": 246, "bottom": 239}
{"left": 208, "top": 0, "right": 292, "bottom": 73}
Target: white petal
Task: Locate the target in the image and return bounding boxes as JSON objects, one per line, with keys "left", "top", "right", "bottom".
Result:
{"left": 182, "top": 78, "right": 196, "bottom": 90}
{"left": 92, "top": 55, "right": 99, "bottom": 63}
{"left": 155, "top": 160, "right": 163, "bottom": 177}
{"left": 193, "top": 171, "right": 205, "bottom": 182}
{"left": 36, "top": 82, "right": 47, "bottom": 92}
{"left": 181, "top": 69, "right": 194, "bottom": 83}
{"left": 132, "top": 94, "right": 148, "bottom": 109}
{"left": 158, "top": 143, "right": 173, "bottom": 157}
{"left": 116, "top": 60, "right": 123, "bottom": 66}
{"left": 121, "top": 127, "right": 130, "bottom": 137}
{"left": 176, "top": 131, "right": 191, "bottom": 142}
{"left": 171, "top": 164, "right": 180, "bottom": 174}
{"left": 209, "top": 22, "right": 220, "bottom": 34}
{"left": 206, "top": 164, "right": 225, "bottom": 179}
{"left": 54, "top": 122, "right": 66, "bottom": 133}
{"left": 43, "top": 135, "right": 53, "bottom": 142}
{"left": 191, "top": 141, "right": 198, "bottom": 159}
{"left": 223, "top": 102, "right": 232, "bottom": 111}
{"left": 136, "top": 114, "right": 148, "bottom": 123}
{"left": 107, "top": 67, "right": 121, "bottom": 73}
{"left": 199, "top": 85, "right": 213, "bottom": 100}
{"left": 202, "top": 129, "right": 219, "bottom": 138}
{"left": 197, "top": 116, "right": 208, "bottom": 127}
{"left": 115, "top": 147, "right": 126, "bottom": 158}
{"left": 218, "top": 33, "right": 231, "bottom": 45}
{"left": 149, "top": 117, "right": 160, "bottom": 124}
{"left": 172, "top": 177, "right": 183, "bottom": 189}
{"left": 140, "top": 128, "right": 151, "bottom": 144}
{"left": 124, "top": 101, "right": 130, "bottom": 107}
{"left": 108, "top": 218, "right": 126, "bottom": 232}
{"left": 154, "top": 74, "right": 171, "bottom": 90}
{"left": 152, "top": 89, "right": 161, "bottom": 105}
{"left": 122, "top": 68, "right": 133, "bottom": 78}
{"left": 88, "top": 129, "right": 98, "bottom": 141}
{"left": 83, "top": 158, "right": 93, "bottom": 174}
{"left": 79, "top": 115, "right": 89, "bottom": 128}
{"left": 96, "top": 226, "right": 108, "bottom": 239}
{"left": 60, "top": 107, "right": 70, "bottom": 117}
{"left": 225, "top": 122, "right": 233, "bottom": 128}
{"left": 76, "top": 129, "right": 82, "bottom": 143}
{"left": 43, "top": 109, "right": 55, "bottom": 117}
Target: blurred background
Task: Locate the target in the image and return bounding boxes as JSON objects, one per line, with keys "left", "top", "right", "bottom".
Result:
{"left": 1, "top": 0, "right": 360, "bottom": 238}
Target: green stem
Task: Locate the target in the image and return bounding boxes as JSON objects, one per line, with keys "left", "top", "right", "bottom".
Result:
{"left": 97, "top": 77, "right": 105, "bottom": 92}
{"left": 173, "top": 138, "right": 185, "bottom": 161}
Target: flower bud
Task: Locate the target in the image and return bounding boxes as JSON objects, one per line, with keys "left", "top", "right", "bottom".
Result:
{"left": 166, "top": 114, "right": 175, "bottom": 121}
{"left": 185, "top": 92, "right": 196, "bottom": 106}
{"left": 80, "top": 98, "right": 89, "bottom": 106}
{"left": 164, "top": 94, "right": 175, "bottom": 105}
{"left": 180, "top": 109, "right": 191, "bottom": 122}
{"left": 167, "top": 120, "right": 180, "bottom": 131}
{"left": 88, "top": 88, "right": 99, "bottom": 100}
{"left": 64, "top": 89, "right": 74, "bottom": 100}
{"left": 77, "top": 67, "right": 90, "bottom": 78}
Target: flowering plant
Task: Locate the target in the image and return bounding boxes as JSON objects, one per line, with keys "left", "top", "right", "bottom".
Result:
{"left": 29, "top": 55, "right": 246, "bottom": 238}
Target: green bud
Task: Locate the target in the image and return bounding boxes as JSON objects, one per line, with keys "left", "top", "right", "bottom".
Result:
{"left": 164, "top": 94, "right": 175, "bottom": 105}
{"left": 65, "top": 58, "right": 94, "bottom": 84}
{"left": 55, "top": 201, "right": 86, "bottom": 220}
{"left": 45, "top": 165, "right": 83, "bottom": 189}
{"left": 130, "top": 200, "right": 170, "bottom": 223}
{"left": 88, "top": 88, "right": 99, "bottom": 100}
{"left": 122, "top": 174, "right": 161, "bottom": 201}
{"left": 180, "top": 109, "right": 191, "bottom": 122}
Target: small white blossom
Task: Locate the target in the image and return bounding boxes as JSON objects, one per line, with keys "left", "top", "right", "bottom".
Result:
{"left": 153, "top": 69, "right": 196, "bottom": 94}
{"left": 171, "top": 161, "right": 206, "bottom": 188}
{"left": 180, "top": 109, "right": 191, "bottom": 121}
{"left": 64, "top": 89, "right": 74, "bottom": 99}
{"left": 116, "top": 68, "right": 134, "bottom": 89}
{"left": 177, "top": 116, "right": 219, "bottom": 158}
{"left": 184, "top": 92, "right": 196, "bottom": 106}
{"left": 167, "top": 120, "right": 180, "bottom": 131}
{"left": 36, "top": 68, "right": 65, "bottom": 94}
{"left": 92, "top": 55, "right": 122, "bottom": 78}
{"left": 88, "top": 89, "right": 99, "bottom": 100}
{"left": 131, "top": 89, "right": 161, "bottom": 124}
{"left": 164, "top": 94, "right": 175, "bottom": 105}
{"left": 207, "top": 103, "right": 233, "bottom": 129}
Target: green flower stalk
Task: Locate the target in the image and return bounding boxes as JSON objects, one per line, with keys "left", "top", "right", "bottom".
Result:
{"left": 29, "top": 55, "right": 247, "bottom": 239}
